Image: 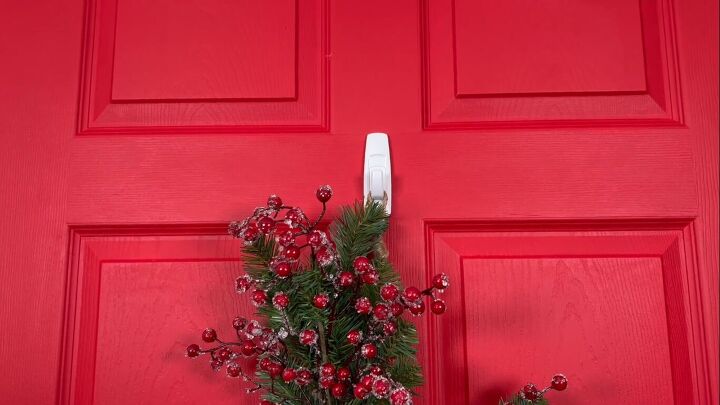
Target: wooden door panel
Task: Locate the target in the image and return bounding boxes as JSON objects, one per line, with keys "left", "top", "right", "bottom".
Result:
{"left": 60, "top": 226, "right": 260, "bottom": 405}
{"left": 79, "top": 0, "right": 328, "bottom": 133}
{"left": 424, "top": 221, "right": 699, "bottom": 404}
{"left": 422, "top": 0, "right": 682, "bottom": 128}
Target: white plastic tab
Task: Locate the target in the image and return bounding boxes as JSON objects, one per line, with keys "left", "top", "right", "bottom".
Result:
{"left": 363, "top": 132, "right": 392, "bottom": 214}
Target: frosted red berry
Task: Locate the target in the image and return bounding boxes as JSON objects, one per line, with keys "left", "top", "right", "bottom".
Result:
{"left": 403, "top": 286, "right": 422, "bottom": 302}
{"left": 320, "top": 362, "right": 336, "bottom": 378}
{"left": 430, "top": 299, "right": 446, "bottom": 314}
{"left": 267, "top": 195, "right": 282, "bottom": 209}
{"left": 353, "top": 256, "right": 372, "bottom": 273}
{"left": 252, "top": 289, "right": 268, "bottom": 306}
{"left": 331, "top": 382, "right": 346, "bottom": 398}
{"left": 232, "top": 317, "right": 247, "bottom": 330}
{"left": 273, "top": 262, "right": 292, "bottom": 278}
{"left": 338, "top": 271, "right": 355, "bottom": 288}
{"left": 283, "top": 245, "right": 301, "bottom": 260}
{"left": 226, "top": 363, "right": 241, "bottom": 378}
{"left": 201, "top": 328, "right": 217, "bottom": 342}
{"left": 217, "top": 347, "right": 232, "bottom": 361}
{"left": 282, "top": 368, "right": 297, "bottom": 383}
{"left": 390, "top": 388, "right": 411, "bottom": 405}
{"left": 383, "top": 321, "right": 398, "bottom": 336}
{"left": 316, "top": 185, "right": 333, "bottom": 202}
{"left": 381, "top": 284, "right": 400, "bottom": 301}
{"left": 347, "top": 330, "right": 362, "bottom": 345}
{"left": 390, "top": 302, "right": 404, "bottom": 317}
{"left": 299, "top": 329, "right": 318, "bottom": 346}
{"left": 186, "top": 344, "right": 201, "bottom": 358}
{"left": 272, "top": 292, "right": 290, "bottom": 309}
{"left": 257, "top": 216, "right": 275, "bottom": 234}
{"left": 408, "top": 300, "right": 425, "bottom": 315}
{"left": 313, "top": 293, "right": 330, "bottom": 309}
{"left": 355, "top": 297, "right": 372, "bottom": 314}
{"left": 240, "top": 340, "right": 256, "bottom": 356}
{"left": 308, "top": 230, "right": 324, "bottom": 247}
{"left": 337, "top": 367, "right": 351, "bottom": 381}
{"left": 360, "top": 343, "right": 377, "bottom": 359}
{"left": 361, "top": 269, "right": 379, "bottom": 285}
{"left": 353, "top": 384, "right": 369, "bottom": 400}
{"left": 551, "top": 374, "right": 568, "bottom": 391}
{"left": 296, "top": 369, "right": 312, "bottom": 385}
{"left": 522, "top": 384, "right": 540, "bottom": 401}
{"left": 432, "top": 273, "right": 450, "bottom": 290}
{"left": 373, "top": 303, "right": 390, "bottom": 320}
{"left": 372, "top": 377, "right": 391, "bottom": 398}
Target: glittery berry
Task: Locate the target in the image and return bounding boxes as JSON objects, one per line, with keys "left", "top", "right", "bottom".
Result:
{"left": 430, "top": 299, "right": 446, "bottom": 314}
{"left": 226, "top": 363, "right": 241, "bottom": 378}
{"left": 296, "top": 369, "right": 312, "bottom": 385}
{"left": 551, "top": 374, "right": 568, "bottom": 391}
{"left": 232, "top": 317, "right": 247, "bottom": 330}
{"left": 347, "top": 330, "right": 362, "bottom": 345}
{"left": 360, "top": 343, "right": 377, "bottom": 359}
{"left": 354, "top": 384, "right": 370, "bottom": 400}
{"left": 283, "top": 245, "right": 301, "bottom": 260}
{"left": 353, "top": 256, "right": 372, "bottom": 273}
{"left": 337, "top": 367, "right": 351, "bottom": 381}
{"left": 186, "top": 344, "right": 201, "bottom": 358}
{"left": 390, "top": 302, "right": 404, "bottom": 317}
{"left": 408, "top": 300, "right": 425, "bottom": 315}
{"left": 390, "top": 388, "right": 412, "bottom": 405}
{"left": 355, "top": 297, "right": 372, "bottom": 314}
{"left": 383, "top": 321, "right": 398, "bottom": 336}
{"left": 432, "top": 273, "right": 450, "bottom": 290}
{"left": 316, "top": 185, "right": 333, "bottom": 203}
{"left": 313, "top": 293, "right": 330, "bottom": 309}
{"left": 308, "top": 230, "right": 325, "bottom": 247}
{"left": 267, "top": 195, "right": 282, "bottom": 209}
{"left": 373, "top": 303, "right": 390, "bottom": 320}
{"left": 273, "top": 262, "right": 292, "bottom": 278}
{"left": 282, "top": 368, "right": 297, "bottom": 383}
{"left": 338, "top": 271, "right": 355, "bottom": 288}
{"left": 240, "top": 340, "right": 256, "bottom": 356}
{"left": 201, "top": 328, "right": 217, "bottom": 342}
{"left": 331, "top": 382, "right": 346, "bottom": 398}
{"left": 252, "top": 290, "right": 268, "bottom": 306}
{"left": 522, "top": 384, "right": 540, "bottom": 401}
{"left": 299, "top": 329, "right": 318, "bottom": 346}
{"left": 272, "top": 292, "right": 290, "bottom": 309}
{"left": 372, "top": 377, "right": 391, "bottom": 398}
{"left": 403, "top": 286, "right": 422, "bottom": 302}
{"left": 235, "top": 275, "right": 253, "bottom": 293}
{"left": 361, "top": 268, "right": 379, "bottom": 285}
{"left": 381, "top": 284, "right": 400, "bottom": 301}
{"left": 257, "top": 216, "right": 275, "bottom": 234}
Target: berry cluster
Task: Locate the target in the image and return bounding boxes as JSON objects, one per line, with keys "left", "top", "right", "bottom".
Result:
{"left": 502, "top": 374, "right": 569, "bottom": 404}
{"left": 186, "top": 186, "right": 449, "bottom": 404}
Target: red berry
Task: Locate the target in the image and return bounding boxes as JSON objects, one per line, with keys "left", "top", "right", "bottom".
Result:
{"left": 383, "top": 321, "right": 398, "bottom": 336}
{"left": 338, "top": 271, "right": 355, "bottom": 288}
{"left": 242, "top": 223, "right": 259, "bottom": 242}
{"left": 373, "top": 304, "right": 390, "bottom": 320}
{"left": 316, "top": 185, "right": 333, "bottom": 202}
{"left": 320, "top": 362, "right": 336, "bottom": 378}
{"left": 390, "top": 388, "right": 411, "bottom": 405}
{"left": 360, "top": 343, "right": 377, "bottom": 359}
{"left": 361, "top": 269, "right": 379, "bottom": 285}
{"left": 369, "top": 365, "right": 383, "bottom": 375}
{"left": 267, "top": 195, "right": 282, "bottom": 209}
{"left": 551, "top": 374, "right": 568, "bottom": 391}
{"left": 313, "top": 293, "right": 330, "bottom": 309}
{"left": 283, "top": 245, "right": 301, "bottom": 260}
{"left": 408, "top": 300, "right": 425, "bottom": 315}
{"left": 355, "top": 297, "right": 372, "bottom": 314}
{"left": 337, "top": 367, "right": 351, "bottom": 381}
{"left": 232, "top": 317, "right": 247, "bottom": 330}
{"left": 240, "top": 340, "right": 256, "bottom": 356}
{"left": 331, "top": 382, "right": 346, "bottom": 398}
{"left": 316, "top": 246, "right": 334, "bottom": 267}
{"left": 308, "top": 230, "right": 325, "bottom": 247}
{"left": 354, "top": 384, "right": 370, "bottom": 400}
{"left": 252, "top": 290, "right": 268, "bottom": 306}
{"left": 273, "top": 262, "right": 292, "bottom": 278}
{"left": 276, "top": 231, "right": 294, "bottom": 247}
{"left": 319, "top": 376, "right": 335, "bottom": 389}
{"left": 403, "top": 287, "right": 422, "bottom": 302}
{"left": 258, "top": 357, "right": 272, "bottom": 371}
{"left": 282, "top": 368, "right": 297, "bottom": 383}
{"left": 390, "top": 302, "right": 404, "bottom": 317}
{"left": 432, "top": 273, "right": 450, "bottom": 290}
{"left": 381, "top": 284, "right": 400, "bottom": 301}
{"left": 217, "top": 347, "right": 232, "bottom": 361}
{"left": 272, "top": 292, "right": 290, "bottom": 309}
{"left": 352, "top": 256, "right": 372, "bottom": 273}
{"left": 347, "top": 330, "right": 362, "bottom": 345}
{"left": 210, "top": 359, "right": 223, "bottom": 371}
{"left": 186, "top": 344, "right": 201, "bottom": 358}
{"left": 267, "top": 362, "right": 284, "bottom": 378}
{"left": 201, "top": 328, "right": 217, "bottom": 342}
{"left": 226, "top": 363, "right": 241, "bottom": 377}
{"left": 299, "top": 329, "right": 318, "bottom": 346}
{"left": 296, "top": 369, "right": 312, "bottom": 385}
{"left": 257, "top": 216, "right": 275, "bottom": 234}
{"left": 285, "top": 208, "right": 302, "bottom": 223}
{"left": 522, "top": 384, "right": 540, "bottom": 401}
{"left": 372, "top": 377, "right": 391, "bottom": 398}
{"left": 430, "top": 299, "right": 446, "bottom": 314}
{"left": 235, "top": 275, "right": 253, "bottom": 293}
{"left": 358, "top": 375, "right": 375, "bottom": 389}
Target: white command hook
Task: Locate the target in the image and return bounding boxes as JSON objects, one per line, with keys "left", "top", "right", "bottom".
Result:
{"left": 363, "top": 132, "right": 392, "bottom": 214}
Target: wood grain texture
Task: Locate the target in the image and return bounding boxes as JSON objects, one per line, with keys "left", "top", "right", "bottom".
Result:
{"left": 422, "top": 0, "right": 684, "bottom": 128}
{"left": 424, "top": 220, "right": 705, "bottom": 404}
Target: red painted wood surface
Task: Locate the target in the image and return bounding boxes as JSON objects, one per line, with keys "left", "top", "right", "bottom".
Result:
{"left": 0, "top": 1, "right": 717, "bottom": 404}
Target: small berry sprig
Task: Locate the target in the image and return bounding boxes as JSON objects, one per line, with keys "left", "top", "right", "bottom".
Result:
{"left": 501, "top": 374, "right": 568, "bottom": 404}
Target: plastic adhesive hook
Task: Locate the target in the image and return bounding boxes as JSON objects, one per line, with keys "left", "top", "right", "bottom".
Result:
{"left": 363, "top": 132, "right": 391, "bottom": 214}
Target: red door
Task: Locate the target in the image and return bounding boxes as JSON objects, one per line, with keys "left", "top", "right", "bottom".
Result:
{"left": 0, "top": 1, "right": 717, "bottom": 404}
